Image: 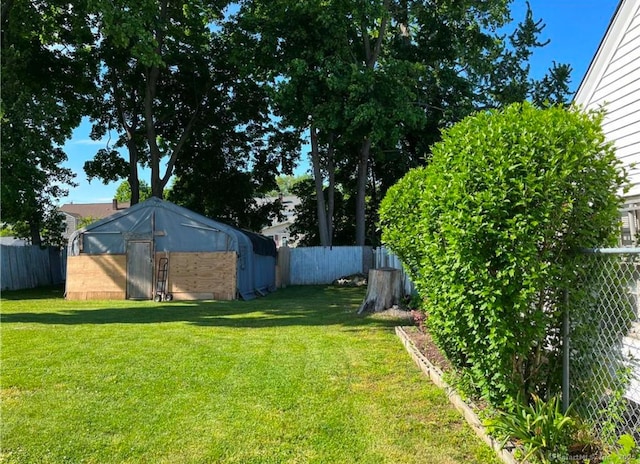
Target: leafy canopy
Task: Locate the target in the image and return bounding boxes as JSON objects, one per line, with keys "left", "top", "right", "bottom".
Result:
{"left": 1, "top": 0, "right": 95, "bottom": 245}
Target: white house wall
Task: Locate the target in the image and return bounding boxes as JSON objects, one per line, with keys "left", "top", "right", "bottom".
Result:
{"left": 574, "top": 0, "right": 640, "bottom": 197}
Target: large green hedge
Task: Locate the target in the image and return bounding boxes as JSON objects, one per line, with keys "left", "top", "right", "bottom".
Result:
{"left": 380, "top": 102, "right": 625, "bottom": 405}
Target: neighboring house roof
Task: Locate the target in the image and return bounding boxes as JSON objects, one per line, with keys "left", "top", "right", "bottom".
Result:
{"left": 59, "top": 200, "right": 131, "bottom": 221}
{"left": 574, "top": 0, "right": 640, "bottom": 197}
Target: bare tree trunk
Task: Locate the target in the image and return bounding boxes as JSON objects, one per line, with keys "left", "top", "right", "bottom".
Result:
{"left": 29, "top": 216, "right": 42, "bottom": 247}
{"left": 355, "top": 7, "right": 389, "bottom": 246}
{"left": 144, "top": 65, "right": 164, "bottom": 199}
{"left": 113, "top": 73, "right": 140, "bottom": 205}
{"left": 1, "top": 0, "right": 13, "bottom": 28}
{"left": 326, "top": 132, "right": 336, "bottom": 246}
{"left": 126, "top": 140, "right": 140, "bottom": 205}
{"left": 310, "top": 125, "right": 330, "bottom": 246}
{"left": 355, "top": 138, "right": 371, "bottom": 246}
{"left": 143, "top": 3, "right": 201, "bottom": 200}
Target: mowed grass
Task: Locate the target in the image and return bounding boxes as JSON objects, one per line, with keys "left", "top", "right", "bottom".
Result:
{"left": 1, "top": 285, "right": 498, "bottom": 464}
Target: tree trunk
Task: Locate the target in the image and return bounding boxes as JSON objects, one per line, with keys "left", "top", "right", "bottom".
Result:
{"left": 29, "top": 216, "right": 42, "bottom": 247}
{"left": 113, "top": 72, "right": 140, "bottom": 205}
{"left": 355, "top": 138, "right": 371, "bottom": 246}
{"left": 310, "top": 125, "right": 330, "bottom": 246}
{"left": 126, "top": 139, "right": 140, "bottom": 205}
{"left": 357, "top": 267, "right": 402, "bottom": 314}
{"left": 326, "top": 132, "right": 336, "bottom": 246}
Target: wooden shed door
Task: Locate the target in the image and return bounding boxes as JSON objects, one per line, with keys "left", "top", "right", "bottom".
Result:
{"left": 127, "top": 241, "right": 153, "bottom": 300}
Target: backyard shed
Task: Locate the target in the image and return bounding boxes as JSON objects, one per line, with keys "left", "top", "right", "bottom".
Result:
{"left": 66, "top": 197, "right": 276, "bottom": 301}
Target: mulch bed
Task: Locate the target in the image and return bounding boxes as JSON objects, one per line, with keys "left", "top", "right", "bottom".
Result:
{"left": 400, "top": 325, "right": 452, "bottom": 374}
{"left": 401, "top": 321, "right": 606, "bottom": 464}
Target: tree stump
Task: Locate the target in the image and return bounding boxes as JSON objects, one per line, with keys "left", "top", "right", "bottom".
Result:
{"left": 357, "top": 267, "right": 403, "bottom": 314}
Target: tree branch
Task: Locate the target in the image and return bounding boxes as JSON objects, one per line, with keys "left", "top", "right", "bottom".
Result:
{"left": 367, "top": 0, "right": 391, "bottom": 69}
{"left": 160, "top": 106, "right": 200, "bottom": 187}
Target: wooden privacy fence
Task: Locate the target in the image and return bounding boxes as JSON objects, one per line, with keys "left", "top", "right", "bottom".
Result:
{"left": 276, "top": 245, "right": 415, "bottom": 293}
{"left": 0, "top": 243, "right": 414, "bottom": 295}
{"left": 1, "top": 245, "right": 66, "bottom": 291}
{"left": 278, "top": 246, "right": 373, "bottom": 286}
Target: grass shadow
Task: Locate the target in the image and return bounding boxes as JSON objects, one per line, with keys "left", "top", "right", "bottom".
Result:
{"left": 1, "top": 285, "right": 65, "bottom": 300}
{"left": 1, "top": 286, "right": 408, "bottom": 330}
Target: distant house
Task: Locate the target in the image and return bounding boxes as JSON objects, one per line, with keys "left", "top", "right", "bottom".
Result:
{"left": 258, "top": 195, "right": 301, "bottom": 248}
{"left": 573, "top": 0, "right": 640, "bottom": 243}
{"left": 59, "top": 200, "right": 130, "bottom": 241}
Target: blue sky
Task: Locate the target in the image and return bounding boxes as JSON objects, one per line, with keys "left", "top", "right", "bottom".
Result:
{"left": 60, "top": 0, "right": 621, "bottom": 204}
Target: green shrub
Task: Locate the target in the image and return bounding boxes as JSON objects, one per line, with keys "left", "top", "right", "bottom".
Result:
{"left": 380, "top": 102, "right": 625, "bottom": 405}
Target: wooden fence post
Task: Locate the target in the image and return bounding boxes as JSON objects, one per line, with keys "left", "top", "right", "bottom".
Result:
{"left": 277, "top": 246, "right": 291, "bottom": 288}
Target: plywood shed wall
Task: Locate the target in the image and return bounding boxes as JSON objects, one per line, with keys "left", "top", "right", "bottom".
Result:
{"left": 165, "top": 252, "right": 236, "bottom": 300}
{"left": 66, "top": 252, "right": 236, "bottom": 300}
{"left": 66, "top": 255, "right": 127, "bottom": 300}
{"left": 66, "top": 252, "right": 237, "bottom": 301}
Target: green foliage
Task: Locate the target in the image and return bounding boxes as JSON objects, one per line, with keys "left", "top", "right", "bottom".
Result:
{"left": 77, "top": 216, "right": 101, "bottom": 229}
{"left": 598, "top": 365, "right": 635, "bottom": 445}
{"left": 602, "top": 434, "right": 640, "bottom": 464}
{"left": 0, "top": 225, "right": 16, "bottom": 237}
{"left": 114, "top": 180, "right": 153, "bottom": 202}
{"left": 269, "top": 175, "right": 311, "bottom": 196}
{"left": 1, "top": 0, "right": 94, "bottom": 244}
{"left": 8, "top": 211, "right": 67, "bottom": 248}
{"left": 236, "top": 0, "right": 572, "bottom": 246}
{"left": 288, "top": 177, "right": 361, "bottom": 246}
{"left": 380, "top": 102, "right": 625, "bottom": 405}
{"left": 484, "top": 394, "right": 575, "bottom": 463}
{"left": 86, "top": 0, "right": 233, "bottom": 199}
{"left": 168, "top": 167, "right": 283, "bottom": 232}
{"left": 84, "top": 149, "right": 130, "bottom": 185}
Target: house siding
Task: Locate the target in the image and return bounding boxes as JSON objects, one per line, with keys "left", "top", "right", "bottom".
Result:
{"left": 575, "top": 0, "right": 640, "bottom": 197}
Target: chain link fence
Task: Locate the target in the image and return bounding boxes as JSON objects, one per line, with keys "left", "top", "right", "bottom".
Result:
{"left": 570, "top": 249, "right": 640, "bottom": 442}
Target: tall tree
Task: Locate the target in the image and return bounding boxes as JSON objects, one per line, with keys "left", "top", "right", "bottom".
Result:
{"left": 83, "top": 0, "right": 226, "bottom": 203}
{"left": 234, "top": 0, "right": 572, "bottom": 245}
{"left": 1, "top": 0, "right": 96, "bottom": 245}
{"left": 166, "top": 22, "right": 293, "bottom": 231}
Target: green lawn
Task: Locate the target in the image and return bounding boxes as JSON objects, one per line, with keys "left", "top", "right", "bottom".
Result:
{"left": 1, "top": 285, "right": 498, "bottom": 463}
